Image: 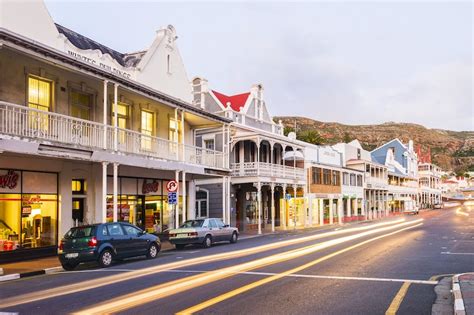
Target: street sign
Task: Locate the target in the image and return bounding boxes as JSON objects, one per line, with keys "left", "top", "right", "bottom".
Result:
{"left": 167, "top": 180, "right": 178, "bottom": 192}
{"left": 168, "top": 192, "right": 177, "bottom": 205}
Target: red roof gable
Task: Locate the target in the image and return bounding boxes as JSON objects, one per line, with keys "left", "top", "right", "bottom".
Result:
{"left": 212, "top": 90, "right": 250, "bottom": 112}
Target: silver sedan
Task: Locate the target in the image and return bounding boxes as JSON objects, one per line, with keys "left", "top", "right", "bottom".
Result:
{"left": 168, "top": 218, "right": 239, "bottom": 249}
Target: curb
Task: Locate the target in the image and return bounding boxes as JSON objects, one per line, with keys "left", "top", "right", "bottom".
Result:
{"left": 0, "top": 266, "right": 62, "bottom": 283}
{"left": 453, "top": 274, "right": 466, "bottom": 315}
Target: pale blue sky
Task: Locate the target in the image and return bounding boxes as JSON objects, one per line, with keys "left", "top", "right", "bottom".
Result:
{"left": 45, "top": 1, "right": 473, "bottom": 131}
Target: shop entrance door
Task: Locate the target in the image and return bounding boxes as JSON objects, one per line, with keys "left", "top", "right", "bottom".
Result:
{"left": 195, "top": 199, "right": 208, "bottom": 218}
{"left": 72, "top": 198, "right": 84, "bottom": 226}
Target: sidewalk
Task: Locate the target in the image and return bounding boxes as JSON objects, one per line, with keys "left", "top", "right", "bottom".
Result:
{"left": 454, "top": 273, "right": 474, "bottom": 315}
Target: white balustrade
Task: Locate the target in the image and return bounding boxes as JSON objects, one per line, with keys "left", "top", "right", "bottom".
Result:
{"left": 231, "top": 162, "right": 305, "bottom": 180}
{"left": 0, "top": 101, "right": 226, "bottom": 169}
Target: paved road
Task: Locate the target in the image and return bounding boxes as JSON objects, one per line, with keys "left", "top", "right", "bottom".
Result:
{"left": 0, "top": 205, "right": 472, "bottom": 315}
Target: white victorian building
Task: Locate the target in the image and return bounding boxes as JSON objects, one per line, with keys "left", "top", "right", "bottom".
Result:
{"left": 0, "top": 1, "right": 230, "bottom": 262}
{"left": 191, "top": 78, "right": 306, "bottom": 234}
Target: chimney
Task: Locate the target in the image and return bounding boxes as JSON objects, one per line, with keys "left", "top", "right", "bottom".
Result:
{"left": 251, "top": 84, "right": 264, "bottom": 120}
{"left": 191, "top": 77, "right": 208, "bottom": 110}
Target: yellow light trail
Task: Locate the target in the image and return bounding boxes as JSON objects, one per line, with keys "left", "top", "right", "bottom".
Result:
{"left": 74, "top": 219, "right": 423, "bottom": 315}
{"left": 456, "top": 207, "right": 470, "bottom": 217}
{"left": 0, "top": 219, "right": 406, "bottom": 309}
{"left": 177, "top": 222, "right": 424, "bottom": 315}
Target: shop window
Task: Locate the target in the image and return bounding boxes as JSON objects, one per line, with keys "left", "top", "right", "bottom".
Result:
{"left": 70, "top": 90, "right": 91, "bottom": 120}
{"left": 72, "top": 179, "right": 86, "bottom": 195}
{"left": 28, "top": 76, "right": 52, "bottom": 132}
{"left": 140, "top": 110, "right": 154, "bottom": 151}
{"left": 21, "top": 194, "right": 58, "bottom": 249}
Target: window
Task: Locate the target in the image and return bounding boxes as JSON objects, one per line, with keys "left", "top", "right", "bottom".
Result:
{"left": 323, "top": 169, "right": 331, "bottom": 185}
{"left": 204, "top": 139, "right": 215, "bottom": 151}
{"left": 167, "top": 54, "right": 171, "bottom": 74}
{"left": 357, "top": 175, "right": 363, "bottom": 186}
{"left": 214, "top": 219, "right": 225, "bottom": 228}
{"left": 140, "top": 110, "right": 154, "bottom": 150}
{"left": 114, "top": 103, "right": 129, "bottom": 129}
{"left": 70, "top": 91, "right": 91, "bottom": 120}
{"left": 28, "top": 76, "right": 52, "bottom": 132}
{"left": 350, "top": 174, "right": 356, "bottom": 186}
{"left": 72, "top": 179, "right": 86, "bottom": 195}
{"left": 107, "top": 224, "right": 124, "bottom": 236}
{"left": 209, "top": 219, "right": 218, "bottom": 228}
{"left": 312, "top": 168, "right": 322, "bottom": 185}
{"left": 332, "top": 171, "right": 340, "bottom": 186}
{"left": 169, "top": 118, "right": 180, "bottom": 142}
{"left": 342, "top": 172, "right": 349, "bottom": 185}
{"left": 122, "top": 224, "right": 141, "bottom": 236}
{"left": 28, "top": 76, "right": 51, "bottom": 112}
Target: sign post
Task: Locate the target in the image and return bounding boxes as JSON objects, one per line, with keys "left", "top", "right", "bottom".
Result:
{"left": 167, "top": 180, "right": 179, "bottom": 228}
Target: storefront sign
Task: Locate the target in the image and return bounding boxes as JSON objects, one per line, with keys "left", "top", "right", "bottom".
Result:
{"left": 67, "top": 50, "right": 132, "bottom": 79}
{"left": 0, "top": 170, "right": 19, "bottom": 189}
{"left": 142, "top": 180, "right": 160, "bottom": 194}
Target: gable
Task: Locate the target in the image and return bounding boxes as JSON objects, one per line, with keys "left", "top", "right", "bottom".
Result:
{"left": 211, "top": 90, "right": 250, "bottom": 112}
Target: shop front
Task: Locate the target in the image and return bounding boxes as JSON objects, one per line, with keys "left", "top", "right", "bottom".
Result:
{"left": 106, "top": 176, "right": 184, "bottom": 233}
{"left": 0, "top": 169, "right": 58, "bottom": 262}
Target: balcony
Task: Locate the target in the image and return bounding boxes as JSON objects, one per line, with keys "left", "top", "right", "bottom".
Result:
{"left": 365, "top": 175, "right": 388, "bottom": 189}
{"left": 231, "top": 162, "right": 305, "bottom": 180}
{"left": 0, "top": 101, "right": 226, "bottom": 170}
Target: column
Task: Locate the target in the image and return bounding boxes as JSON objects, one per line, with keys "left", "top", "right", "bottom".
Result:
{"left": 329, "top": 199, "right": 334, "bottom": 224}
{"left": 282, "top": 184, "right": 287, "bottom": 229}
{"left": 319, "top": 199, "right": 324, "bottom": 226}
{"left": 362, "top": 193, "right": 366, "bottom": 217}
{"left": 346, "top": 198, "right": 351, "bottom": 219}
{"left": 270, "top": 142, "right": 274, "bottom": 177}
{"left": 174, "top": 109, "right": 179, "bottom": 160}
{"left": 227, "top": 176, "right": 231, "bottom": 225}
{"left": 182, "top": 171, "right": 186, "bottom": 223}
{"left": 175, "top": 170, "right": 180, "bottom": 229}
{"left": 385, "top": 192, "right": 389, "bottom": 216}
{"left": 222, "top": 176, "right": 226, "bottom": 224}
{"left": 239, "top": 141, "right": 244, "bottom": 176}
{"left": 113, "top": 83, "right": 118, "bottom": 151}
{"left": 257, "top": 141, "right": 260, "bottom": 176}
{"left": 113, "top": 163, "right": 118, "bottom": 222}
{"left": 103, "top": 80, "right": 108, "bottom": 149}
{"left": 308, "top": 194, "right": 313, "bottom": 226}
{"left": 257, "top": 182, "right": 262, "bottom": 235}
{"left": 337, "top": 198, "right": 342, "bottom": 225}
{"left": 368, "top": 190, "right": 372, "bottom": 220}
{"left": 271, "top": 184, "right": 275, "bottom": 232}
{"left": 101, "top": 162, "right": 108, "bottom": 223}
{"left": 293, "top": 184, "right": 297, "bottom": 229}
{"left": 188, "top": 180, "right": 196, "bottom": 220}
{"left": 181, "top": 110, "right": 185, "bottom": 162}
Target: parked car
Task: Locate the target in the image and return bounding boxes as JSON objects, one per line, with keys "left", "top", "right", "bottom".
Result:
{"left": 403, "top": 206, "right": 419, "bottom": 215}
{"left": 433, "top": 203, "right": 443, "bottom": 209}
{"left": 168, "top": 218, "right": 239, "bottom": 249}
{"left": 58, "top": 222, "right": 160, "bottom": 270}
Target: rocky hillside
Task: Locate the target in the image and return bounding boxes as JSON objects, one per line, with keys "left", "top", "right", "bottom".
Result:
{"left": 275, "top": 116, "right": 474, "bottom": 172}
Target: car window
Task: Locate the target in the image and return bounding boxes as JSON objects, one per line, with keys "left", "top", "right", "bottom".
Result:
{"left": 179, "top": 220, "right": 204, "bottom": 228}
{"left": 209, "top": 219, "right": 217, "bottom": 228}
{"left": 65, "top": 226, "right": 96, "bottom": 239}
{"left": 97, "top": 225, "right": 108, "bottom": 237}
{"left": 122, "top": 224, "right": 141, "bottom": 236}
{"left": 107, "top": 224, "right": 124, "bottom": 236}
{"left": 215, "top": 219, "right": 225, "bottom": 228}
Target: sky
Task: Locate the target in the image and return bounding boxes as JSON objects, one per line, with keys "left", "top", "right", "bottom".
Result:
{"left": 44, "top": 1, "right": 473, "bottom": 131}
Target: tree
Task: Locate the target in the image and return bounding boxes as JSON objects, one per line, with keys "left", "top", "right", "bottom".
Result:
{"left": 283, "top": 126, "right": 295, "bottom": 136}
{"left": 343, "top": 132, "right": 352, "bottom": 143}
{"left": 297, "top": 130, "right": 326, "bottom": 145}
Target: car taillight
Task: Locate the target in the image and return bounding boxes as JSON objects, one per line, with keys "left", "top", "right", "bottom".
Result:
{"left": 88, "top": 236, "right": 98, "bottom": 247}
{"left": 59, "top": 241, "right": 64, "bottom": 251}
{"left": 188, "top": 232, "right": 198, "bottom": 237}
{"left": 169, "top": 233, "right": 177, "bottom": 237}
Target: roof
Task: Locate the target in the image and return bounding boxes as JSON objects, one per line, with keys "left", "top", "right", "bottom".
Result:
{"left": 371, "top": 155, "right": 385, "bottom": 165}
{"left": 212, "top": 90, "right": 250, "bottom": 112}
{"left": 0, "top": 28, "right": 230, "bottom": 124}
{"left": 56, "top": 24, "right": 144, "bottom": 67}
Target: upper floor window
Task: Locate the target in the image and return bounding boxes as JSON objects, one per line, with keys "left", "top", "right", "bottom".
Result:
{"left": 357, "top": 175, "right": 363, "bottom": 187}
{"left": 312, "top": 168, "right": 322, "bottom": 185}
{"left": 332, "top": 171, "right": 340, "bottom": 186}
{"left": 169, "top": 118, "right": 181, "bottom": 142}
{"left": 350, "top": 173, "right": 356, "bottom": 186}
{"left": 204, "top": 139, "right": 215, "bottom": 151}
{"left": 70, "top": 90, "right": 92, "bottom": 120}
{"left": 113, "top": 103, "right": 129, "bottom": 129}
{"left": 28, "top": 76, "right": 52, "bottom": 112}
{"left": 167, "top": 55, "right": 171, "bottom": 74}
{"left": 323, "top": 169, "right": 331, "bottom": 185}
{"left": 342, "top": 172, "right": 348, "bottom": 185}
{"left": 140, "top": 110, "right": 154, "bottom": 150}
{"left": 72, "top": 179, "right": 86, "bottom": 195}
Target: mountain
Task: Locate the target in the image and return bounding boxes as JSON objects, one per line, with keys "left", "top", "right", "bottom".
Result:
{"left": 275, "top": 116, "right": 474, "bottom": 173}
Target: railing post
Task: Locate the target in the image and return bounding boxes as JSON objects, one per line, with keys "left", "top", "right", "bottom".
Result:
{"left": 113, "top": 83, "right": 118, "bottom": 151}
{"left": 103, "top": 80, "right": 108, "bottom": 149}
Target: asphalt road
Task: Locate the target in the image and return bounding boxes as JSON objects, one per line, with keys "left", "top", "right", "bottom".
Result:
{"left": 0, "top": 205, "right": 472, "bottom": 315}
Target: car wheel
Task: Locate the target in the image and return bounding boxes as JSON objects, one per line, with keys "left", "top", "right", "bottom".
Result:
{"left": 230, "top": 232, "right": 238, "bottom": 244}
{"left": 61, "top": 262, "right": 78, "bottom": 271}
{"left": 202, "top": 235, "right": 212, "bottom": 248}
{"left": 147, "top": 243, "right": 160, "bottom": 259}
{"left": 175, "top": 244, "right": 185, "bottom": 250}
{"left": 98, "top": 249, "right": 113, "bottom": 268}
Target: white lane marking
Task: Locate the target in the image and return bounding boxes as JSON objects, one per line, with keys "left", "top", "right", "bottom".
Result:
{"left": 157, "top": 269, "right": 438, "bottom": 285}
{"left": 441, "top": 252, "right": 474, "bottom": 255}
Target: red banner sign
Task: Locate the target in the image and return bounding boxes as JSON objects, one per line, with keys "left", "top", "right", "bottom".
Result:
{"left": 142, "top": 180, "right": 160, "bottom": 194}
{"left": 0, "top": 170, "right": 19, "bottom": 189}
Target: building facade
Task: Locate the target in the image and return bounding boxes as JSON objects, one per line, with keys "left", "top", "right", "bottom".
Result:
{"left": 0, "top": 1, "right": 230, "bottom": 261}
{"left": 416, "top": 146, "right": 442, "bottom": 208}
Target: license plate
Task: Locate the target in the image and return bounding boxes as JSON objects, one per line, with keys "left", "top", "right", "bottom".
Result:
{"left": 65, "top": 253, "right": 78, "bottom": 259}
{"left": 176, "top": 234, "right": 189, "bottom": 238}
